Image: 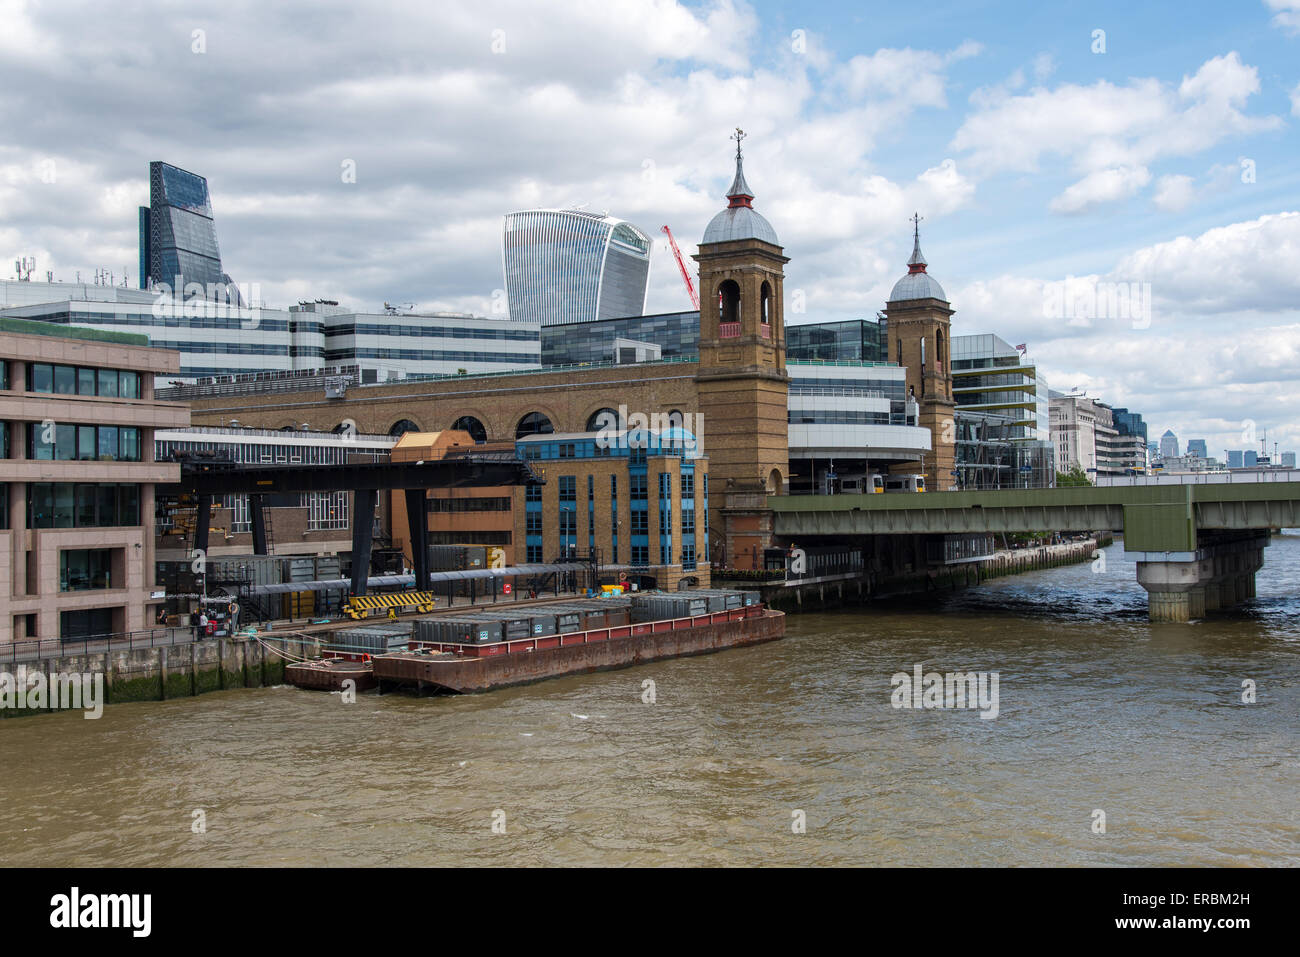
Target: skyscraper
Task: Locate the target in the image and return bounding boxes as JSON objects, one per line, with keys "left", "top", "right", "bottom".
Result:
{"left": 1159, "top": 429, "right": 1179, "bottom": 459}
{"left": 1186, "top": 438, "right": 1207, "bottom": 458}
{"left": 502, "top": 209, "right": 651, "bottom": 325}
{"left": 139, "top": 161, "right": 241, "bottom": 302}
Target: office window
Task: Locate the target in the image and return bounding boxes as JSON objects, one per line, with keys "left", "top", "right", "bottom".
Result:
{"left": 559, "top": 475, "right": 576, "bottom": 503}
{"left": 526, "top": 544, "right": 543, "bottom": 563}
{"left": 631, "top": 510, "right": 648, "bottom": 533}
{"left": 60, "top": 607, "right": 115, "bottom": 641}
{"left": 60, "top": 549, "right": 116, "bottom": 591}
{"left": 28, "top": 484, "right": 140, "bottom": 528}
{"left": 631, "top": 545, "right": 649, "bottom": 566}
{"left": 29, "top": 424, "right": 142, "bottom": 461}
{"left": 681, "top": 473, "right": 694, "bottom": 497}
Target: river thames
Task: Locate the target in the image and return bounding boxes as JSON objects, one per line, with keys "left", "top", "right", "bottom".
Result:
{"left": 2, "top": 537, "right": 1296, "bottom": 867}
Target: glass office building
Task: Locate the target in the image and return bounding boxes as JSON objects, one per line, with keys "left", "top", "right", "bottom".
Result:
{"left": 503, "top": 210, "right": 651, "bottom": 325}
{"left": 541, "top": 311, "right": 697, "bottom": 365}
{"left": 139, "top": 161, "right": 240, "bottom": 302}
{"left": 786, "top": 318, "right": 888, "bottom": 363}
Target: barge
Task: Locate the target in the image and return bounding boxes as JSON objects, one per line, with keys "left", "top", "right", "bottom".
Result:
{"left": 285, "top": 591, "right": 784, "bottom": 695}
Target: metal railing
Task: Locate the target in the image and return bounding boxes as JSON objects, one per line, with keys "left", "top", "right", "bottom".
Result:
{"left": 0, "top": 627, "right": 204, "bottom": 665}
{"left": 1094, "top": 469, "right": 1300, "bottom": 487}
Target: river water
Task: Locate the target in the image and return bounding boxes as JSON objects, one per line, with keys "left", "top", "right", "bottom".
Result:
{"left": 2, "top": 538, "right": 1297, "bottom": 867}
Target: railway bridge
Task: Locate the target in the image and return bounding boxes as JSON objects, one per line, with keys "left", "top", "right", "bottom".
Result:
{"left": 769, "top": 473, "right": 1300, "bottom": 621}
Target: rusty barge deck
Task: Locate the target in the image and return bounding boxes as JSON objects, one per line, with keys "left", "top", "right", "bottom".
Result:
{"left": 371, "top": 606, "right": 785, "bottom": 695}
{"left": 284, "top": 658, "right": 377, "bottom": 692}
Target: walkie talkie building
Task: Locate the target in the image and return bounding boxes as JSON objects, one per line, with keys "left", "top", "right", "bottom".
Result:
{"left": 502, "top": 209, "right": 651, "bottom": 325}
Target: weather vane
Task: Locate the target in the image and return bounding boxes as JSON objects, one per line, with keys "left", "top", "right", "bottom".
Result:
{"left": 732, "top": 127, "right": 746, "bottom": 160}
{"left": 910, "top": 211, "right": 923, "bottom": 236}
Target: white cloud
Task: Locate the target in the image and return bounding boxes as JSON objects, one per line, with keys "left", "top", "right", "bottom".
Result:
{"left": 952, "top": 52, "right": 1281, "bottom": 213}
{"left": 1032, "top": 53, "right": 1055, "bottom": 82}
{"left": 1049, "top": 166, "right": 1151, "bottom": 214}
{"left": 1264, "top": 0, "right": 1300, "bottom": 34}
{"left": 1152, "top": 174, "right": 1196, "bottom": 213}
{"left": 1114, "top": 211, "right": 1300, "bottom": 313}
{"left": 912, "top": 159, "right": 974, "bottom": 214}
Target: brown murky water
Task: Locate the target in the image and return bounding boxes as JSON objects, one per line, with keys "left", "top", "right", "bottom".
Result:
{"left": 2, "top": 538, "right": 1297, "bottom": 866}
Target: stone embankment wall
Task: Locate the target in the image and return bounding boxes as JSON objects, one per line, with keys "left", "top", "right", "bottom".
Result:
{"left": 0, "top": 635, "right": 327, "bottom": 718}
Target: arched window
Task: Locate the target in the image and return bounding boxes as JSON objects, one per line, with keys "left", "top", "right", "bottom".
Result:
{"left": 389, "top": 419, "right": 420, "bottom": 437}
{"left": 666, "top": 409, "right": 685, "bottom": 429}
{"left": 586, "top": 408, "right": 619, "bottom": 432}
{"left": 760, "top": 281, "right": 772, "bottom": 340}
{"left": 897, "top": 339, "right": 903, "bottom": 365}
{"left": 719, "top": 279, "right": 741, "bottom": 336}
{"left": 936, "top": 329, "right": 945, "bottom": 369}
{"left": 516, "top": 412, "right": 554, "bottom": 439}
{"left": 450, "top": 415, "right": 487, "bottom": 443}
{"left": 920, "top": 337, "right": 926, "bottom": 371}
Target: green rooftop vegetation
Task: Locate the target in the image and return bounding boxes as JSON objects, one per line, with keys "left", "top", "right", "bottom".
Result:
{"left": 0, "top": 316, "right": 150, "bottom": 347}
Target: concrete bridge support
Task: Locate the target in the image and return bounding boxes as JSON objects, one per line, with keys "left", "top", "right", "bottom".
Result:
{"left": 1132, "top": 533, "right": 1268, "bottom": 622}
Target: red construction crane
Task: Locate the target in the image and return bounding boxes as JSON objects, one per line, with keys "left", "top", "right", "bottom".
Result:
{"left": 660, "top": 225, "right": 700, "bottom": 310}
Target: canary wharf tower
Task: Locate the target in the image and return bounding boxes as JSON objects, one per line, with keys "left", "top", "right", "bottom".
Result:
{"left": 502, "top": 209, "right": 651, "bottom": 325}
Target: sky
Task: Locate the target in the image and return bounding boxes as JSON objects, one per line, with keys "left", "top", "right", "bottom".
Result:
{"left": 2, "top": 0, "right": 1299, "bottom": 459}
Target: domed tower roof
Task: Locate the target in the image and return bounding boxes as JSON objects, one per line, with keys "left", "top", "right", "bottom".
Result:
{"left": 702, "top": 128, "right": 780, "bottom": 246}
{"left": 889, "top": 213, "right": 946, "bottom": 302}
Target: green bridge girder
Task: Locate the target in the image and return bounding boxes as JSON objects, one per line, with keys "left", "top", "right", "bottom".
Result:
{"left": 769, "top": 483, "right": 1300, "bottom": 552}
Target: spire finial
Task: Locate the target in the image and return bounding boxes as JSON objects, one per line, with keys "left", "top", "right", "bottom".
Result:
{"left": 726, "top": 127, "right": 754, "bottom": 208}
{"left": 907, "top": 212, "right": 927, "bottom": 273}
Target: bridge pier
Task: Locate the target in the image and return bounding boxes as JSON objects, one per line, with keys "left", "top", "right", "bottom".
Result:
{"left": 1131, "top": 533, "right": 1268, "bottom": 622}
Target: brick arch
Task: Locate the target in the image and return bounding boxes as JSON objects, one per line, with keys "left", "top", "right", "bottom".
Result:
{"left": 446, "top": 411, "right": 491, "bottom": 443}
{"left": 583, "top": 404, "right": 622, "bottom": 434}
{"left": 514, "top": 406, "right": 562, "bottom": 439}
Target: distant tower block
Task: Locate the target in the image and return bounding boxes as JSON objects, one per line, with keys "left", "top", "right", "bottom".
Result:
{"left": 693, "top": 129, "right": 790, "bottom": 567}
{"left": 884, "top": 214, "right": 956, "bottom": 491}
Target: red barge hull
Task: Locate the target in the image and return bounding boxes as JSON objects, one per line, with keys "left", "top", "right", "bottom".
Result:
{"left": 372, "top": 607, "right": 785, "bottom": 695}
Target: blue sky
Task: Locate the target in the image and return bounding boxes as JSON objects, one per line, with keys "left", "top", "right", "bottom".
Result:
{"left": 2, "top": 0, "right": 1299, "bottom": 458}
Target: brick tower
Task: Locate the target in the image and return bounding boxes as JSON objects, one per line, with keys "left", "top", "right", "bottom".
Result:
{"left": 693, "top": 129, "right": 790, "bottom": 568}
{"left": 884, "top": 215, "right": 955, "bottom": 491}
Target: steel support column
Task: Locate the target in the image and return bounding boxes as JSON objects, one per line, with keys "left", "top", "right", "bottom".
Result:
{"left": 250, "top": 494, "right": 268, "bottom": 555}
{"left": 194, "top": 495, "right": 212, "bottom": 558}
{"left": 405, "top": 488, "right": 429, "bottom": 592}
{"left": 351, "top": 488, "right": 378, "bottom": 596}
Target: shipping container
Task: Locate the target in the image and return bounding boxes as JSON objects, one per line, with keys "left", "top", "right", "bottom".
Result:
{"left": 631, "top": 594, "right": 710, "bottom": 622}
{"left": 414, "top": 616, "right": 504, "bottom": 645}
{"left": 334, "top": 622, "right": 413, "bottom": 655}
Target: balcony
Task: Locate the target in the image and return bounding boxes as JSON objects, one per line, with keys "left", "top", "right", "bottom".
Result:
{"left": 719, "top": 322, "right": 741, "bottom": 338}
